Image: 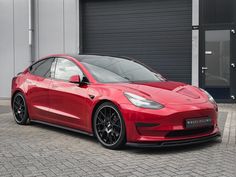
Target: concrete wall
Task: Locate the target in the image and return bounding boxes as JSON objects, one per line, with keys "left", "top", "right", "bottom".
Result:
{"left": 192, "top": 0, "right": 199, "bottom": 87}
{"left": 0, "top": 0, "right": 79, "bottom": 98}
{"left": 34, "top": 0, "right": 79, "bottom": 60}
{"left": 0, "top": 0, "right": 30, "bottom": 98}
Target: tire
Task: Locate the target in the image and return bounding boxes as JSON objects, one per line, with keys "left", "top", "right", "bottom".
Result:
{"left": 12, "top": 92, "right": 29, "bottom": 125}
{"left": 93, "top": 102, "right": 126, "bottom": 149}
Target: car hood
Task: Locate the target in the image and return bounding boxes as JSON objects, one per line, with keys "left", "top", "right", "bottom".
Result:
{"left": 110, "top": 81, "right": 208, "bottom": 105}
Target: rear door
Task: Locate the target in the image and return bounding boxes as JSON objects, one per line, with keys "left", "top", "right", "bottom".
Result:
{"left": 48, "top": 58, "right": 90, "bottom": 131}
{"left": 27, "top": 58, "right": 55, "bottom": 121}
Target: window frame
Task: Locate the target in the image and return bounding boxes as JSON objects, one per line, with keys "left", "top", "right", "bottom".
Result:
{"left": 28, "top": 57, "right": 55, "bottom": 78}
{"left": 52, "top": 57, "right": 90, "bottom": 83}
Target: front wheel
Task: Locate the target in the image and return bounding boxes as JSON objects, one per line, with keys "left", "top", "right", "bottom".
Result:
{"left": 93, "top": 102, "right": 126, "bottom": 149}
{"left": 12, "top": 92, "right": 29, "bottom": 125}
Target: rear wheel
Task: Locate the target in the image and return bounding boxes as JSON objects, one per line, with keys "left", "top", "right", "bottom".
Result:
{"left": 13, "top": 92, "right": 29, "bottom": 125}
{"left": 93, "top": 102, "right": 126, "bottom": 149}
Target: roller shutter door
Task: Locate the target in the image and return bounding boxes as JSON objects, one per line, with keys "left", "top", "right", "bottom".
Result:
{"left": 81, "top": 0, "right": 192, "bottom": 83}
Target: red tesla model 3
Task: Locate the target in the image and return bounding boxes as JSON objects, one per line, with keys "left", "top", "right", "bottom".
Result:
{"left": 11, "top": 54, "right": 221, "bottom": 149}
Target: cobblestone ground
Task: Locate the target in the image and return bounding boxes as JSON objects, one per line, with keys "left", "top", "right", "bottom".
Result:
{"left": 0, "top": 101, "right": 236, "bottom": 177}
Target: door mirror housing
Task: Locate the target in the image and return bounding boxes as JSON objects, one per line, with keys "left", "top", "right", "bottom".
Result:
{"left": 69, "top": 75, "right": 80, "bottom": 84}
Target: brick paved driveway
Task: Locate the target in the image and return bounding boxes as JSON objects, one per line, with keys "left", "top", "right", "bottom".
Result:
{"left": 0, "top": 101, "right": 236, "bottom": 177}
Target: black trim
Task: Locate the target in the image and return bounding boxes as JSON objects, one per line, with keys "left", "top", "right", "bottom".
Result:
{"left": 126, "top": 133, "right": 221, "bottom": 148}
{"left": 136, "top": 122, "right": 160, "bottom": 127}
{"left": 31, "top": 120, "right": 94, "bottom": 137}
{"left": 88, "top": 94, "right": 95, "bottom": 99}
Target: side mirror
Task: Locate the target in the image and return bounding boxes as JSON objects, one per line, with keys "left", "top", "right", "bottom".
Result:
{"left": 69, "top": 75, "right": 80, "bottom": 84}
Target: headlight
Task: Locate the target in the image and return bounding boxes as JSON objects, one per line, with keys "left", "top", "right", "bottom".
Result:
{"left": 200, "top": 89, "right": 216, "bottom": 104}
{"left": 124, "top": 92, "right": 164, "bottom": 109}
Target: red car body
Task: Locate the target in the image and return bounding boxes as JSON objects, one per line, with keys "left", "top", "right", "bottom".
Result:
{"left": 11, "top": 54, "right": 221, "bottom": 147}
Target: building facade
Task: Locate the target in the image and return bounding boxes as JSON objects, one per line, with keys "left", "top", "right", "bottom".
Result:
{"left": 0, "top": 0, "right": 235, "bottom": 103}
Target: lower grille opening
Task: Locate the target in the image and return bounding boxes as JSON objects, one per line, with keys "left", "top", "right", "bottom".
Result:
{"left": 166, "top": 126, "right": 214, "bottom": 138}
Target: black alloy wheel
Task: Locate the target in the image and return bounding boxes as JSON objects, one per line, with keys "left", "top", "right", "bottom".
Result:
{"left": 93, "top": 102, "right": 126, "bottom": 149}
{"left": 13, "top": 93, "right": 29, "bottom": 125}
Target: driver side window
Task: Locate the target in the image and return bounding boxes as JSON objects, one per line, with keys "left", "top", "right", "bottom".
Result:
{"left": 54, "top": 58, "right": 83, "bottom": 81}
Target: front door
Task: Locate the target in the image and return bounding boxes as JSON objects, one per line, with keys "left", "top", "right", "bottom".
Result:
{"left": 201, "top": 30, "right": 236, "bottom": 102}
{"left": 48, "top": 58, "right": 90, "bottom": 131}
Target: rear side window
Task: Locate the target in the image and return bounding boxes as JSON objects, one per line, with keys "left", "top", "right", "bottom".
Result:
{"left": 29, "top": 58, "right": 54, "bottom": 78}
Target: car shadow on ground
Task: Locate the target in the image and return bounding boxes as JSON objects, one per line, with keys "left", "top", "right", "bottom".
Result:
{"left": 30, "top": 121, "right": 222, "bottom": 155}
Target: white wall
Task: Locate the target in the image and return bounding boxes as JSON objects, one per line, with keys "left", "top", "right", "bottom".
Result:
{"left": 0, "top": 0, "right": 30, "bottom": 98}
{"left": 192, "top": 0, "right": 199, "bottom": 87}
{"left": 34, "top": 0, "right": 79, "bottom": 60}
{"left": 0, "top": 0, "right": 79, "bottom": 98}
{"left": 14, "top": 1, "right": 31, "bottom": 75}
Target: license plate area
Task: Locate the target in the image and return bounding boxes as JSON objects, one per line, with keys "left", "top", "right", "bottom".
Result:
{"left": 185, "top": 117, "right": 212, "bottom": 129}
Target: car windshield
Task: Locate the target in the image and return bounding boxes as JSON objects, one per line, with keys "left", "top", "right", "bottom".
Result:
{"left": 79, "top": 55, "right": 165, "bottom": 83}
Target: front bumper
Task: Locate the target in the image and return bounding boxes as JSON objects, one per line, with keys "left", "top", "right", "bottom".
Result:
{"left": 119, "top": 101, "right": 220, "bottom": 144}
{"left": 126, "top": 132, "right": 221, "bottom": 148}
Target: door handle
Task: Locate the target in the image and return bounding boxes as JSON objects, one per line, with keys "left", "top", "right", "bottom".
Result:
{"left": 201, "top": 67, "right": 208, "bottom": 73}
{"left": 205, "top": 51, "right": 213, "bottom": 55}
{"left": 231, "top": 63, "right": 235, "bottom": 68}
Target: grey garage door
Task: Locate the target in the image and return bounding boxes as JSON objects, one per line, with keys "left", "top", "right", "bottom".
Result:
{"left": 81, "top": 0, "right": 192, "bottom": 83}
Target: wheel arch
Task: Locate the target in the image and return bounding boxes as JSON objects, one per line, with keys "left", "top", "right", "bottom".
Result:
{"left": 11, "top": 89, "right": 29, "bottom": 115}
{"left": 91, "top": 99, "right": 127, "bottom": 148}
{"left": 91, "top": 99, "right": 125, "bottom": 133}
{"left": 11, "top": 90, "right": 24, "bottom": 108}
{"left": 91, "top": 99, "right": 112, "bottom": 133}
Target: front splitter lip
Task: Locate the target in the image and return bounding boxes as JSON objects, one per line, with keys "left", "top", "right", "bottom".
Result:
{"left": 126, "top": 132, "right": 221, "bottom": 148}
